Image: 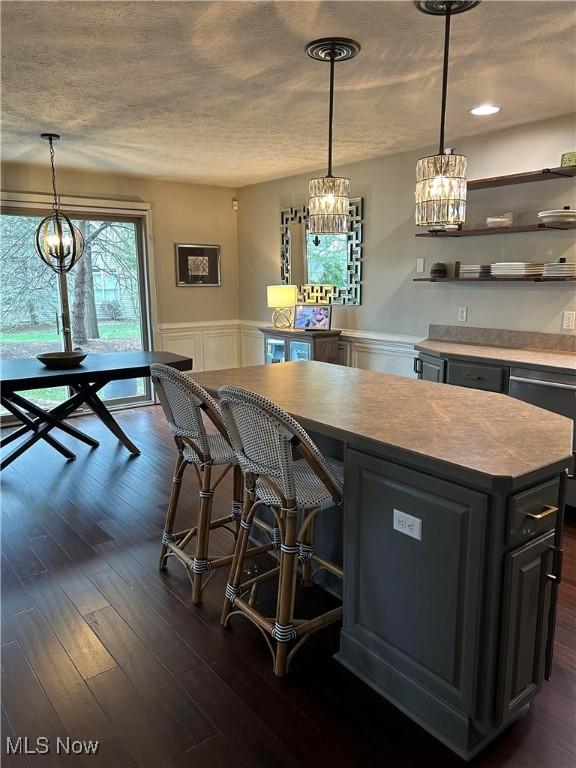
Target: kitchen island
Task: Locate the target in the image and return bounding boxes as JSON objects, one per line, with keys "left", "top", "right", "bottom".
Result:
{"left": 414, "top": 324, "right": 576, "bottom": 506}
{"left": 191, "top": 360, "right": 573, "bottom": 760}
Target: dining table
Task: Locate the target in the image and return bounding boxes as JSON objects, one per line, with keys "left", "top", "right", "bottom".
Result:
{"left": 0, "top": 350, "right": 192, "bottom": 469}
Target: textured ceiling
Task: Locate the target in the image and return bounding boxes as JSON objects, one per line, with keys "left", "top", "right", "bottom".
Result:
{"left": 1, "top": 1, "right": 575, "bottom": 187}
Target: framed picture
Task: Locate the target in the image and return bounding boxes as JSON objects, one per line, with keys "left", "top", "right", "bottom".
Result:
{"left": 294, "top": 304, "right": 332, "bottom": 330}
{"left": 175, "top": 244, "right": 221, "bottom": 286}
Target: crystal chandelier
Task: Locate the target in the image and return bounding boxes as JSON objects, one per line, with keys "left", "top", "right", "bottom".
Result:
{"left": 305, "top": 38, "right": 361, "bottom": 237}
{"left": 34, "top": 133, "right": 84, "bottom": 273}
{"left": 414, "top": 1, "right": 481, "bottom": 230}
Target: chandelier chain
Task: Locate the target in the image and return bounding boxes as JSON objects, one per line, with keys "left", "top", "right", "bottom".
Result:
{"left": 48, "top": 137, "right": 60, "bottom": 211}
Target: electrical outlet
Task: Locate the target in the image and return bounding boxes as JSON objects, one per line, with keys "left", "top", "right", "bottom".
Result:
{"left": 416, "top": 258, "right": 425, "bottom": 274}
{"left": 393, "top": 509, "right": 422, "bottom": 541}
{"left": 562, "top": 310, "right": 576, "bottom": 330}
{"left": 457, "top": 306, "right": 468, "bottom": 322}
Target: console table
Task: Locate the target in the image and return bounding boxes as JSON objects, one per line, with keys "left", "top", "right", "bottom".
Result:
{"left": 259, "top": 326, "right": 341, "bottom": 365}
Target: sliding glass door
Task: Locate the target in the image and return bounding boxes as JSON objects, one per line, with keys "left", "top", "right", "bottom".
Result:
{"left": 0, "top": 208, "right": 152, "bottom": 413}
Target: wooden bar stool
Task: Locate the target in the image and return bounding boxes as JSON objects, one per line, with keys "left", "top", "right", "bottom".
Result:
{"left": 151, "top": 365, "right": 269, "bottom": 604}
{"left": 218, "top": 385, "right": 344, "bottom": 677}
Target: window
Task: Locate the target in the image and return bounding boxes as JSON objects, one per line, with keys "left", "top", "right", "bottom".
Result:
{"left": 0, "top": 198, "right": 154, "bottom": 415}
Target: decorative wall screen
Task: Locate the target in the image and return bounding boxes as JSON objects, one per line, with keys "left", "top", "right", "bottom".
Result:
{"left": 280, "top": 197, "right": 363, "bottom": 305}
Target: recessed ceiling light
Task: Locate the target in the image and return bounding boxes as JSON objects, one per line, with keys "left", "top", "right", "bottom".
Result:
{"left": 470, "top": 104, "right": 501, "bottom": 116}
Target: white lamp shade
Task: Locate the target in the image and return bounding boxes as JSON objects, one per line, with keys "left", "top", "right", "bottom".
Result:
{"left": 267, "top": 284, "right": 298, "bottom": 309}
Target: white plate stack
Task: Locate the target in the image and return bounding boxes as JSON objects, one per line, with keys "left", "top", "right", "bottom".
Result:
{"left": 538, "top": 209, "right": 576, "bottom": 226}
{"left": 542, "top": 262, "right": 576, "bottom": 278}
{"left": 490, "top": 262, "right": 544, "bottom": 277}
{"left": 459, "top": 264, "right": 491, "bottom": 279}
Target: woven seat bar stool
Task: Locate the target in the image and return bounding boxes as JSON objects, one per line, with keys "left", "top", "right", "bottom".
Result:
{"left": 218, "top": 385, "right": 344, "bottom": 677}
{"left": 150, "top": 365, "right": 272, "bottom": 604}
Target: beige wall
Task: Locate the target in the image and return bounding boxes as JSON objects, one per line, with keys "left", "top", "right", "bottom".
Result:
{"left": 237, "top": 114, "right": 576, "bottom": 336}
{"left": 1, "top": 163, "right": 239, "bottom": 326}
{"left": 3, "top": 114, "right": 574, "bottom": 339}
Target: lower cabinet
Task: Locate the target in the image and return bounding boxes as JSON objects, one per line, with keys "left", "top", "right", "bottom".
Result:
{"left": 414, "top": 352, "right": 446, "bottom": 382}
{"left": 340, "top": 450, "right": 487, "bottom": 715}
{"left": 497, "top": 530, "right": 555, "bottom": 724}
{"left": 260, "top": 327, "right": 341, "bottom": 365}
{"left": 338, "top": 446, "right": 562, "bottom": 760}
{"left": 264, "top": 334, "right": 311, "bottom": 364}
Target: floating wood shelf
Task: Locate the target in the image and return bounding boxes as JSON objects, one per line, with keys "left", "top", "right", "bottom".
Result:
{"left": 415, "top": 223, "right": 576, "bottom": 238}
{"left": 413, "top": 277, "right": 576, "bottom": 283}
{"left": 467, "top": 165, "right": 576, "bottom": 190}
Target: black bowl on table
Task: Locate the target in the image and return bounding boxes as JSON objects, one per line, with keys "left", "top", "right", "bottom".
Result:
{"left": 37, "top": 351, "right": 87, "bottom": 369}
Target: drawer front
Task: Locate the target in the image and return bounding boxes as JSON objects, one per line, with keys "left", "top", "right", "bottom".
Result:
{"left": 506, "top": 478, "right": 560, "bottom": 549}
{"left": 446, "top": 361, "right": 506, "bottom": 392}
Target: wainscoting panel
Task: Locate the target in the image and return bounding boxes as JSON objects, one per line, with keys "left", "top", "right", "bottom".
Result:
{"left": 338, "top": 342, "right": 351, "bottom": 367}
{"left": 349, "top": 341, "right": 416, "bottom": 378}
{"left": 240, "top": 327, "right": 265, "bottom": 367}
{"left": 159, "top": 330, "right": 204, "bottom": 371}
{"left": 203, "top": 328, "right": 239, "bottom": 371}
{"left": 158, "top": 321, "right": 418, "bottom": 378}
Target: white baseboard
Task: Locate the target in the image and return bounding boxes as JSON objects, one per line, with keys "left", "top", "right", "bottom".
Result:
{"left": 157, "top": 319, "right": 418, "bottom": 378}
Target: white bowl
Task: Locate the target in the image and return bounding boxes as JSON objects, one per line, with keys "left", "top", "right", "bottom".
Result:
{"left": 486, "top": 214, "right": 513, "bottom": 228}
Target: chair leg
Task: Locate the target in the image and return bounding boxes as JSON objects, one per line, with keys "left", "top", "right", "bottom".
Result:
{"left": 299, "top": 509, "right": 316, "bottom": 588}
{"left": 192, "top": 465, "right": 213, "bottom": 604}
{"left": 221, "top": 477, "right": 255, "bottom": 626}
{"left": 273, "top": 507, "right": 298, "bottom": 677}
{"left": 231, "top": 464, "right": 243, "bottom": 536}
{"left": 159, "top": 451, "right": 186, "bottom": 570}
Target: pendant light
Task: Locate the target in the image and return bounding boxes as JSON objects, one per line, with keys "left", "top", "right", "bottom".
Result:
{"left": 414, "top": 1, "right": 480, "bottom": 230}
{"left": 305, "top": 38, "right": 361, "bottom": 240}
{"left": 34, "top": 133, "right": 84, "bottom": 272}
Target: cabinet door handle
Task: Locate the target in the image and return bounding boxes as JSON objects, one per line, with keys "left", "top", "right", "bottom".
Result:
{"left": 509, "top": 375, "right": 576, "bottom": 392}
{"left": 525, "top": 505, "right": 558, "bottom": 520}
{"left": 413, "top": 358, "right": 422, "bottom": 375}
{"left": 464, "top": 374, "right": 484, "bottom": 381}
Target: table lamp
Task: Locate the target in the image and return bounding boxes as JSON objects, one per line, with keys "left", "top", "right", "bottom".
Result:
{"left": 267, "top": 284, "right": 298, "bottom": 328}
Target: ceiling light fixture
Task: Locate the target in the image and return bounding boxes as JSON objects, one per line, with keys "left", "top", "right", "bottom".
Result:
{"left": 414, "top": 1, "right": 481, "bottom": 230}
{"left": 34, "top": 133, "right": 85, "bottom": 352}
{"left": 34, "top": 133, "right": 84, "bottom": 273}
{"left": 470, "top": 104, "right": 501, "bottom": 116}
{"left": 305, "top": 37, "right": 361, "bottom": 244}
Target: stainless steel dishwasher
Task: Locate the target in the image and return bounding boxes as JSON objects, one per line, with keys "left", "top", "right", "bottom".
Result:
{"left": 508, "top": 367, "right": 576, "bottom": 505}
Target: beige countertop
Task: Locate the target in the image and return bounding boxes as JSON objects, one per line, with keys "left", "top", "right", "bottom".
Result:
{"left": 415, "top": 339, "right": 576, "bottom": 374}
{"left": 191, "top": 361, "right": 573, "bottom": 487}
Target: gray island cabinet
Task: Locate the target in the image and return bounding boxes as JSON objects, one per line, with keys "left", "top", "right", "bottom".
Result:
{"left": 191, "top": 360, "right": 573, "bottom": 761}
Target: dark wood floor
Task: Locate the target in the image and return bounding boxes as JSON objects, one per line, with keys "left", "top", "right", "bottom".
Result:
{"left": 1, "top": 405, "right": 575, "bottom": 768}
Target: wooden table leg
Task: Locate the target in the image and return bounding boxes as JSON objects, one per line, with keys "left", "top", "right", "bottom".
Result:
{"left": 0, "top": 387, "right": 100, "bottom": 469}
{"left": 74, "top": 383, "right": 141, "bottom": 456}
{"left": 6, "top": 392, "right": 100, "bottom": 448}
{"left": 1, "top": 395, "right": 76, "bottom": 460}
{"left": 1, "top": 429, "right": 77, "bottom": 469}
{"left": 1, "top": 377, "right": 142, "bottom": 468}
